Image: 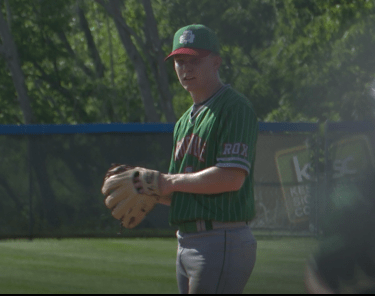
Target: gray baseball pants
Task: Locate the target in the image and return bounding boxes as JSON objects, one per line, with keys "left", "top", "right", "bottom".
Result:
{"left": 176, "top": 225, "right": 257, "bottom": 294}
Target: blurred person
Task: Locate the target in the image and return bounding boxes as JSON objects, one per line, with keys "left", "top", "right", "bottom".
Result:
{"left": 305, "top": 167, "right": 375, "bottom": 294}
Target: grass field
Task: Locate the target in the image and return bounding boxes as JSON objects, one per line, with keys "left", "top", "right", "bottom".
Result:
{"left": 0, "top": 235, "right": 318, "bottom": 294}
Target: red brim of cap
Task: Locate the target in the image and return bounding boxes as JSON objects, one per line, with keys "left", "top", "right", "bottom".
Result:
{"left": 164, "top": 48, "right": 212, "bottom": 61}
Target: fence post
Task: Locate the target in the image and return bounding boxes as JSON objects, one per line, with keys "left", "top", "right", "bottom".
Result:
{"left": 313, "top": 123, "right": 320, "bottom": 237}
{"left": 322, "top": 120, "right": 330, "bottom": 237}
{"left": 28, "top": 136, "right": 33, "bottom": 241}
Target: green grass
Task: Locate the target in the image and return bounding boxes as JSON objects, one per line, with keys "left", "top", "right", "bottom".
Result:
{"left": 0, "top": 236, "right": 318, "bottom": 294}
{"left": 246, "top": 236, "right": 318, "bottom": 294}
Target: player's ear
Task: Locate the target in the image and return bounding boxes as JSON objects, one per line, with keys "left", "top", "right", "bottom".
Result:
{"left": 212, "top": 54, "right": 222, "bottom": 71}
{"left": 173, "top": 58, "right": 179, "bottom": 75}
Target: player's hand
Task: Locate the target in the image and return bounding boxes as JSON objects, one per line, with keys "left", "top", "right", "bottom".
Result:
{"left": 134, "top": 173, "right": 173, "bottom": 197}
{"left": 102, "top": 165, "right": 162, "bottom": 228}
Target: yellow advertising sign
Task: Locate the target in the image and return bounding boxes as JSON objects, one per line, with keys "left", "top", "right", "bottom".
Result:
{"left": 275, "top": 145, "right": 312, "bottom": 224}
{"left": 275, "top": 134, "right": 374, "bottom": 224}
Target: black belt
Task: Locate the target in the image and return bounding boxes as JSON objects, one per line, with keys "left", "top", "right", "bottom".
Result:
{"left": 177, "top": 220, "right": 248, "bottom": 233}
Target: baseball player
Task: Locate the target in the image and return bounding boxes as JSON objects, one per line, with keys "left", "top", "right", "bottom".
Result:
{"left": 159, "top": 24, "right": 258, "bottom": 294}
{"left": 102, "top": 24, "right": 258, "bottom": 294}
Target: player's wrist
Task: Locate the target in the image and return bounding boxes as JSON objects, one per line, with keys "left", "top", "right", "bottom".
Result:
{"left": 159, "top": 173, "right": 177, "bottom": 196}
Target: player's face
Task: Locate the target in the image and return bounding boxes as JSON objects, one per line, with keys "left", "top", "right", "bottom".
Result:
{"left": 174, "top": 54, "right": 220, "bottom": 94}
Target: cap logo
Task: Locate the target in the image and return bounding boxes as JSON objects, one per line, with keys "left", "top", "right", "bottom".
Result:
{"left": 179, "top": 30, "right": 195, "bottom": 44}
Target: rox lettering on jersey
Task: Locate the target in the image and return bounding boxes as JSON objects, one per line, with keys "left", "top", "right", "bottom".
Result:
{"left": 223, "top": 143, "right": 248, "bottom": 157}
{"left": 174, "top": 133, "right": 249, "bottom": 162}
{"left": 175, "top": 134, "right": 207, "bottom": 162}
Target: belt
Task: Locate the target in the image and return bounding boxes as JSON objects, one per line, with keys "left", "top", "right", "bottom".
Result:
{"left": 177, "top": 220, "right": 248, "bottom": 233}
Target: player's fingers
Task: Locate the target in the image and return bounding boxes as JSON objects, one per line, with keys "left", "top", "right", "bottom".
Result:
{"left": 133, "top": 176, "right": 145, "bottom": 193}
{"left": 105, "top": 185, "right": 135, "bottom": 209}
{"left": 102, "top": 172, "right": 128, "bottom": 195}
{"left": 102, "top": 179, "right": 120, "bottom": 196}
{"left": 134, "top": 181, "right": 144, "bottom": 193}
{"left": 112, "top": 199, "right": 134, "bottom": 220}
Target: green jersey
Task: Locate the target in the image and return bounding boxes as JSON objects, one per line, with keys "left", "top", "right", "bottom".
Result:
{"left": 168, "top": 85, "right": 258, "bottom": 225}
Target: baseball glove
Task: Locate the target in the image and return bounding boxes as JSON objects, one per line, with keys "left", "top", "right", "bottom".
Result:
{"left": 102, "top": 164, "right": 161, "bottom": 229}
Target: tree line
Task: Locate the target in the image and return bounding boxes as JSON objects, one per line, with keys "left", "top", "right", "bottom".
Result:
{"left": 0, "top": 0, "right": 374, "bottom": 125}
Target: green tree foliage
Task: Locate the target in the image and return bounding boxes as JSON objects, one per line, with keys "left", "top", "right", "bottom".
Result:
{"left": 264, "top": 0, "right": 375, "bottom": 121}
{"left": 1, "top": 0, "right": 374, "bottom": 123}
{"left": 0, "top": 0, "right": 153, "bottom": 124}
{"left": 150, "top": 0, "right": 375, "bottom": 121}
{"left": 159, "top": 0, "right": 280, "bottom": 119}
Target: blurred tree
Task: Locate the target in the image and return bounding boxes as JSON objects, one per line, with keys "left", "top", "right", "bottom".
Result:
{"left": 0, "top": 0, "right": 34, "bottom": 124}
{"left": 95, "top": 0, "right": 176, "bottom": 122}
{"left": 264, "top": 0, "right": 375, "bottom": 121}
{"left": 160, "top": 0, "right": 375, "bottom": 121}
{"left": 158, "top": 0, "right": 280, "bottom": 119}
{"left": 0, "top": 0, "right": 60, "bottom": 227}
{"left": 1, "top": 0, "right": 375, "bottom": 123}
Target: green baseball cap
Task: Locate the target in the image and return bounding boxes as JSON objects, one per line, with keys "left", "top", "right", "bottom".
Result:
{"left": 164, "top": 24, "right": 220, "bottom": 61}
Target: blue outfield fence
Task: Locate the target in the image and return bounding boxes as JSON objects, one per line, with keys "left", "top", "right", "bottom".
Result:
{"left": 0, "top": 123, "right": 176, "bottom": 135}
{"left": 0, "top": 121, "right": 320, "bottom": 135}
{"left": 325, "top": 121, "right": 375, "bottom": 134}
{"left": 0, "top": 121, "right": 373, "bottom": 238}
{"left": 1, "top": 121, "right": 373, "bottom": 135}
